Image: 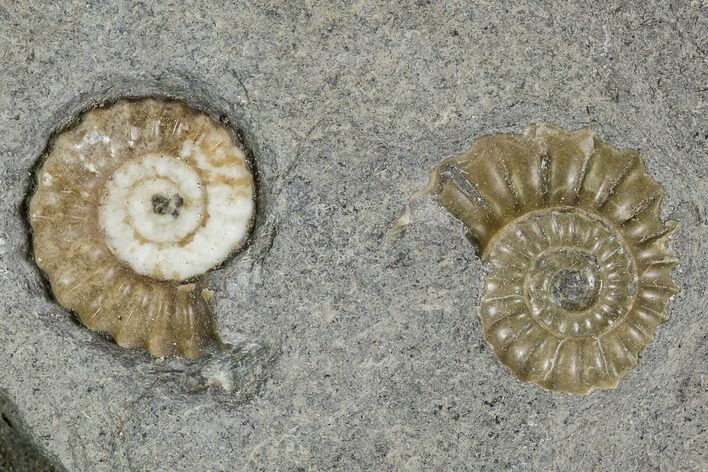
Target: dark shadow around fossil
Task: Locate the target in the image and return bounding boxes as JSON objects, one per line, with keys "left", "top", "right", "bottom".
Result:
{"left": 28, "top": 97, "right": 257, "bottom": 360}
{"left": 425, "top": 123, "right": 679, "bottom": 395}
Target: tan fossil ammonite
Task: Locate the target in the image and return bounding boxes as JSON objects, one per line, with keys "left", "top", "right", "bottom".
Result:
{"left": 428, "top": 123, "right": 679, "bottom": 394}
{"left": 29, "top": 98, "right": 255, "bottom": 359}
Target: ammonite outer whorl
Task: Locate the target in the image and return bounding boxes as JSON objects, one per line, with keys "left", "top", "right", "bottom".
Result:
{"left": 29, "top": 98, "right": 255, "bottom": 359}
{"left": 429, "top": 123, "right": 679, "bottom": 394}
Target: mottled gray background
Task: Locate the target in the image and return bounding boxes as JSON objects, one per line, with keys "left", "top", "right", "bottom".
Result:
{"left": 0, "top": 1, "right": 706, "bottom": 471}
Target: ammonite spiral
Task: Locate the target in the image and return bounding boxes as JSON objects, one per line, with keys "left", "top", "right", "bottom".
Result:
{"left": 29, "top": 98, "right": 255, "bottom": 358}
{"left": 428, "top": 123, "right": 679, "bottom": 394}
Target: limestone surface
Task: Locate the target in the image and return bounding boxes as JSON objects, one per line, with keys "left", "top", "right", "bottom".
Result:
{"left": 0, "top": 1, "right": 705, "bottom": 471}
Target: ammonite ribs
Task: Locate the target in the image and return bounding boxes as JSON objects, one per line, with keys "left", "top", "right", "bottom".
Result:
{"left": 29, "top": 98, "right": 255, "bottom": 359}
{"left": 428, "top": 123, "right": 679, "bottom": 394}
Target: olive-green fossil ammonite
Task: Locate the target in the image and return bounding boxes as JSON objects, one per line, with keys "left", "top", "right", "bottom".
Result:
{"left": 428, "top": 123, "right": 679, "bottom": 394}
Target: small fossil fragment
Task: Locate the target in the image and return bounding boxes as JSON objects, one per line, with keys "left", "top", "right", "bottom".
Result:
{"left": 427, "top": 123, "right": 679, "bottom": 394}
{"left": 29, "top": 98, "right": 255, "bottom": 358}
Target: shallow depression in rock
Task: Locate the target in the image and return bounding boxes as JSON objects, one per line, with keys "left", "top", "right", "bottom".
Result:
{"left": 28, "top": 98, "right": 257, "bottom": 358}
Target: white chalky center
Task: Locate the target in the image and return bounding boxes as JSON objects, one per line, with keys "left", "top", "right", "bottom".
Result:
{"left": 99, "top": 152, "right": 253, "bottom": 281}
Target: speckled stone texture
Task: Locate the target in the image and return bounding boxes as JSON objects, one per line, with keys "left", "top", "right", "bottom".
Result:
{"left": 0, "top": 1, "right": 706, "bottom": 471}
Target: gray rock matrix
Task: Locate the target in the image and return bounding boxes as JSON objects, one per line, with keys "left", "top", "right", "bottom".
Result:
{"left": 0, "top": 1, "right": 705, "bottom": 471}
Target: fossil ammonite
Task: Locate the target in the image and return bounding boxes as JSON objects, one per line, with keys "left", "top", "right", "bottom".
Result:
{"left": 427, "top": 123, "right": 679, "bottom": 394}
{"left": 29, "top": 98, "right": 255, "bottom": 359}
